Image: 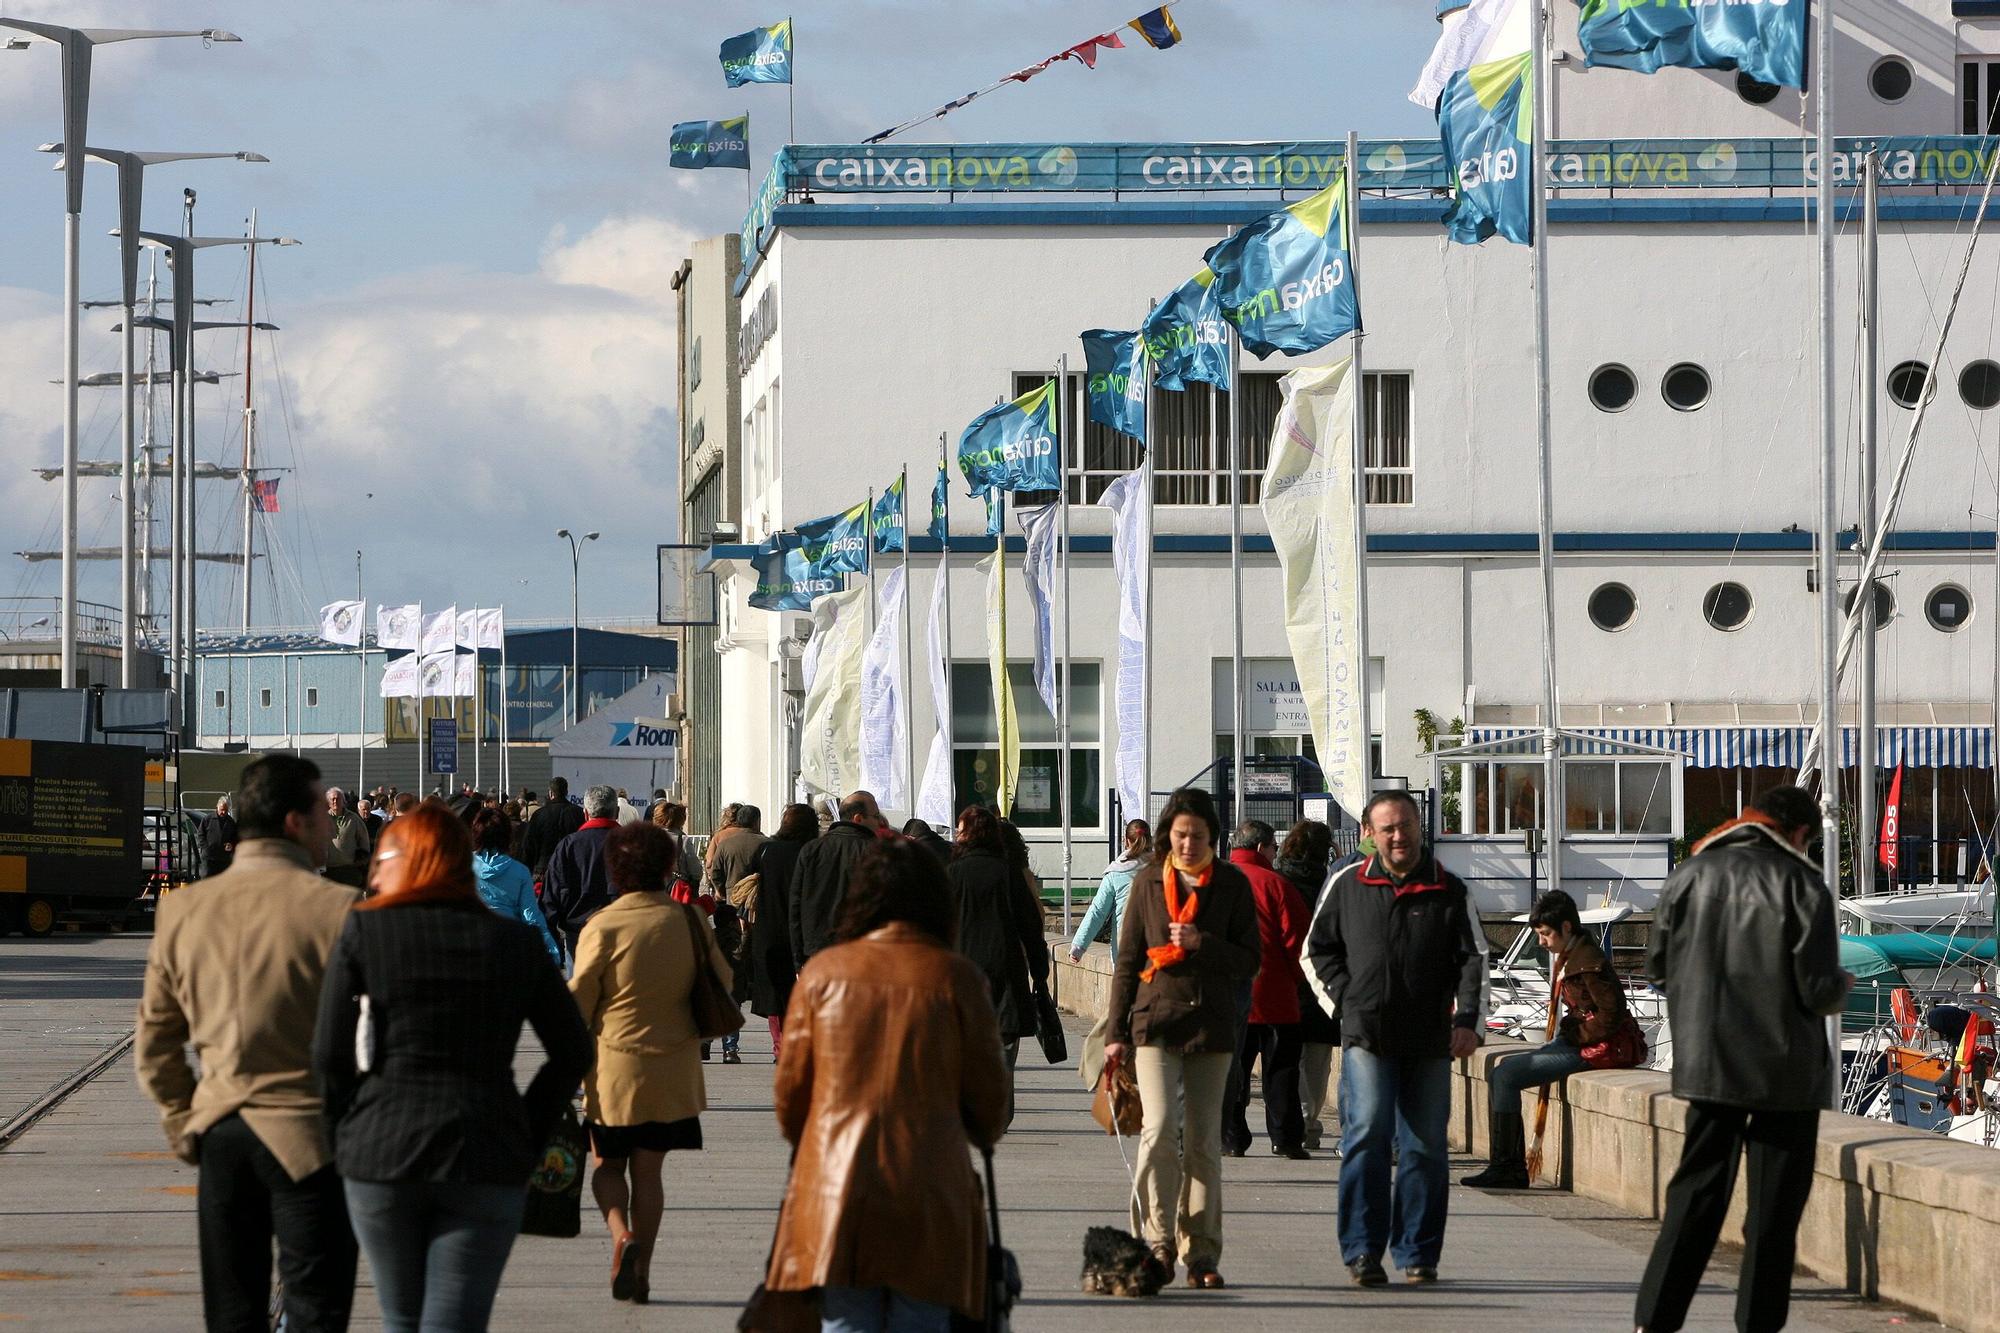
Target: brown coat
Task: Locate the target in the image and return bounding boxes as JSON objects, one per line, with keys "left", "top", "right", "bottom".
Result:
{"left": 135, "top": 839, "right": 361, "bottom": 1178}
{"left": 1106, "top": 859, "right": 1262, "bottom": 1053}
{"left": 1556, "top": 936, "right": 1630, "bottom": 1047}
{"left": 764, "top": 924, "right": 1010, "bottom": 1320}
{"left": 570, "top": 889, "right": 734, "bottom": 1128}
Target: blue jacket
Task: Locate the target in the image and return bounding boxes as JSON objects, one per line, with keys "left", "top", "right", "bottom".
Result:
{"left": 1070, "top": 855, "right": 1142, "bottom": 955}
{"left": 473, "top": 849, "right": 563, "bottom": 967}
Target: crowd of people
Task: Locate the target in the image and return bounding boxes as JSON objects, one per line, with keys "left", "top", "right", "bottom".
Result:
{"left": 141, "top": 758, "right": 1850, "bottom": 1333}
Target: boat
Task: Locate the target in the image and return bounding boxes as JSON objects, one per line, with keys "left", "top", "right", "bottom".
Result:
{"left": 1839, "top": 884, "right": 1994, "bottom": 932}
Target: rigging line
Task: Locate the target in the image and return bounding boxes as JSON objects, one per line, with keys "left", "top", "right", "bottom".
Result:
{"left": 1805, "top": 136, "right": 2000, "bottom": 780}
{"left": 256, "top": 266, "right": 328, "bottom": 601}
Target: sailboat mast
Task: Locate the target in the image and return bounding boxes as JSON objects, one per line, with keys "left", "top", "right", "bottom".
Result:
{"left": 241, "top": 207, "right": 257, "bottom": 631}
{"left": 1815, "top": 3, "right": 1843, "bottom": 895}
{"left": 1858, "top": 154, "right": 1880, "bottom": 895}
{"left": 1529, "top": 0, "right": 1564, "bottom": 894}
{"left": 140, "top": 250, "right": 158, "bottom": 631}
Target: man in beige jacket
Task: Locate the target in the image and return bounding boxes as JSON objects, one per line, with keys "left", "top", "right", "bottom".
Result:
{"left": 137, "top": 753, "right": 362, "bottom": 1332}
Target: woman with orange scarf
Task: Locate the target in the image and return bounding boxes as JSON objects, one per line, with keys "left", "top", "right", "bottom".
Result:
{"left": 1103, "top": 787, "right": 1261, "bottom": 1290}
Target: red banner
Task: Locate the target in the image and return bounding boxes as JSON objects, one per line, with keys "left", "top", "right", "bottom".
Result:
{"left": 1877, "top": 763, "right": 1903, "bottom": 871}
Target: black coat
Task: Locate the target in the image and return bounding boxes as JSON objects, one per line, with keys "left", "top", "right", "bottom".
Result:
{"left": 1306, "top": 852, "right": 1487, "bottom": 1060}
{"left": 199, "top": 813, "right": 238, "bottom": 878}
{"left": 946, "top": 849, "right": 1051, "bottom": 1040}
{"left": 1275, "top": 852, "right": 1339, "bottom": 1045}
{"left": 519, "top": 798, "right": 585, "bottom": 879}
{"left": 747, "top": 835, "right": 809, "bottom": 1017}
{"left": 311, "top": 899, "right": 593, "bottom": 1186}
{"left": 1648, "top": 819, "right": 1848, "bottom": 1112}
{"left": 789, "top": 821, "right": 880, "bottom": 965}
{"left": 542, "top": 820, "right": 616, "bottom": 960}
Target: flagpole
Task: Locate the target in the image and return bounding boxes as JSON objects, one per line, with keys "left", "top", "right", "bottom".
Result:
{"left": 1857, "top": 151, "right": 1880, "bottom": 897}
{"left": 1226, "top": 331, "right": 1247, "bottom": 828}
{"left": 787, "top": 15, "right": 796, "bottom": 144}
{"left": 1528, "top": 0, "right": 1565, "bottom": 898}
{"left": 499, "top": 611, "right": 511, "bottom": 799}
{"left": 939, "top": 436, "right": 956, "bottom": 829}
{"left": 899, "top": 467, "right": 916, "bottom": 819}
{"left": 1346, "top": 130, "right": 1375, "bottom": 816}
{"left": 356, "top": 552, "right": 366, "bottom": 800}
{"left": 997, "top": 507, "right": 1013, "bottom": 817}
{"left": 1056, "top": 354, "right": 1074, "bottom": 933}
{"left": 867, "top": 488, "right": 879, "bottom": 637}
{"left": 1141, "top": 314, "right": 1157, "bottom": 828}
{"left": 416, "top": 602, "right": 426, "bottom": 793}
{"left": 1814, "top": 0, "right": 1844, "bottom": 1110}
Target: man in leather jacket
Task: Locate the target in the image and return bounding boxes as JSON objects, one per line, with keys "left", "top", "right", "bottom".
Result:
{"left": 1635, "top": 785, "right": 1853, "bottom": 1333}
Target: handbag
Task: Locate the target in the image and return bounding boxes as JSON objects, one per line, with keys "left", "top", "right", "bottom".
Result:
{"left": 1090, "top": 1059, "right": 1143, "bottom": 1137}
{"left": 520, "top": 1100, "right": 586, "bottom": 1238}
{"left": 680, "top": 900, "right": 747, "bottom": 1041}
{"left": 1031, "top": 982, "right": 1067, "bottom": 1065}
{"left": 950, "top": 1147, "right": 1021, "bottom": 1332}
{"left": 1580, "top": 1013, "right": 1648, "bottom": 1070}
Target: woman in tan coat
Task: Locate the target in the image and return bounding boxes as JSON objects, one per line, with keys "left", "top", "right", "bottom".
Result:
{"left": 570, "top": 821, "right": 734, "bottom": 1305}
{"left": 759, "top": 839, "right": 1010, "bottom": 1332}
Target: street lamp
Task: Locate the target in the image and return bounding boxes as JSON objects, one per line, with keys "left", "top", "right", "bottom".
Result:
{"left": 41, "top": 142, "right": 266, "bottom": 686}
{"left": 557, "top": 529, "right": 599, "bottom": 728}
{"left": 0, "top": 18, "right": 242, "bottom": 686}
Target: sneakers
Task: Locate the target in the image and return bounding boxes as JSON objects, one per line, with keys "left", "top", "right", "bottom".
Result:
{"left": 1348, "top": 1256, "right": 1387, "bottom": 1287}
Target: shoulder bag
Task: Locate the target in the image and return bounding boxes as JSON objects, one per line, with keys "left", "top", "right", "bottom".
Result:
{"left": 519, "top": 1099, "right": 586, "bottom": 1238}
{"left": 1090, "top": 1059, "right": 1143, "bottom": 1137}
{"left": 950, "top": 1146, "right": 1021, "bottom": 1332}
{"left": 678, "top": 900, "right": 747, "bottom": 1040}
{"left": 1031, "top": 981, "right": 1067, "bottom": 1065}
{"left": 1580, "top": 1013, "right": 1649, "bottom": 1070}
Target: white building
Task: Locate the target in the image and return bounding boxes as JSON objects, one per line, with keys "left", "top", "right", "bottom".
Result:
{"left": 687, "top": 1, "right": 2000, "bottom": 894}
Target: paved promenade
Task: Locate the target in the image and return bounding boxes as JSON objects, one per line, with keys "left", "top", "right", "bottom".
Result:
{"left": 0, "top": 931, "right": 1940, "bottom": 1330}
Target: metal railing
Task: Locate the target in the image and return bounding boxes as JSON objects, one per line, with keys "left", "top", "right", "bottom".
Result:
{"left": 0, "top": 596, "right": 127, "bottom": 648}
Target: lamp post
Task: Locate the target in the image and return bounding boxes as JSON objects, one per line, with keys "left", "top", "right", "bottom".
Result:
{"left": 0, "top": 18, "right": 241, "bottom": 686}
{"left": 41, "top": 143, "right": 266, "bottom": 686}
{"left": 556, "top": 529, "right": 599, "bottom": 728}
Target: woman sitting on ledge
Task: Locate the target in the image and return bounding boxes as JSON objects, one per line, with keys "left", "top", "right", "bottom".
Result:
{"left": 1462, "top": 889, "right": 1636, "bottom": 1190}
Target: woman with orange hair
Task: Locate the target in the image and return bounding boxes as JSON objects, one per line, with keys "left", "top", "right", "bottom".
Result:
{"left": 314, "top": 802, "right": 592, "bottom": 1332}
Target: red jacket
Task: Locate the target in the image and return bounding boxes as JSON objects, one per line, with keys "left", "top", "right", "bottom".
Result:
{"left": 1229, "top": 847, "right": 1308, "bottom": 1024}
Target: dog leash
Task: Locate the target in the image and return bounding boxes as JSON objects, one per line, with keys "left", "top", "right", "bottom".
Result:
{"left": 1105, "top": 1063, "right": 1142, "bottom": 1214}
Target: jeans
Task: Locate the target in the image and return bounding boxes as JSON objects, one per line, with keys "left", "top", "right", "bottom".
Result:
{"left": 1130, "top": 1045, "right": 1233, "bottom": 1267}
{"left": 820, "top": 1285, "right": 951, "bottom": 1332}
{"left": 195, "top": 1114, "right": 356, "bottom": 1333}
{"left": 1635, "top": 1101, "right": 1820, "bottom": 1333}
{"left": 1490, "top": 1037, "right": 1590, "bottom": 1114}
{"left": 1337, "top": 1047, "right": 1452, "bottom": 1270}
{"left": 1222, "top": 1022, "right": 1305, "bottom": 1151}
{"left": 344, "top": 1180, "right": 525, "bottom": 1333}
{"left": 723, "top": 1029, "right": 741, "bottom": 1056}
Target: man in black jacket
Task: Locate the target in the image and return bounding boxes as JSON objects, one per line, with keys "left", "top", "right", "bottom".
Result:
{"left": 1635, "top": 786, "right": 1852, "bottom": 1333}
{"left": 519, "top": 776, "right": 586, "bottom": 880}
{"left": 541, "top": 784, "right": 621, "bottom": 963}
{"left": 1305, "top": 791, "right": 1486, "bottom": 1288}
{"left": 789, "top": 790, "right": 887, "bottom": 964}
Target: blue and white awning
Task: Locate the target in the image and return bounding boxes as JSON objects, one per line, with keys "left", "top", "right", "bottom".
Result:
{"left": 1464, "top": 726, "right": 1994, "bottom": 769}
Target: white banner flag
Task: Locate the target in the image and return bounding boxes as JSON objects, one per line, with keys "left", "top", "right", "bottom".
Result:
{"left": 380, "top": 653, "right": 419, "bottom": 699}
{"left": 377, "top": 603, "right": 420, "bottom": 651}
{"left": 1262, "top": 356, "right": 1366, "bottom": 825}
{"left": 1099, "top": 471, "right": 1150, "bottom": 828}
{"left": 858, "top": 565, "right": 909, "bottom": 810}
{"left": 421, "top": 607, "right": 457, "bottom": 657}
{"left": 798, "top": 584, "right": 869, "bottom": 799}
{"left": 418, "top": 648, "right": 456, "bottom": 699}
{"left": 319, "top": 599, "right": 364, "bottom": 646}
{"left": 1018, "top": 501, "right": 1060, "bottom": 718}
{"left": 1410, "top": 0, "right": 1527, "bottom": 109}
{"left": 455, "top": 608, "right": 479, "bottom": 650}
{"left": 454, "top": 651, "right": 477, "bottom": 698}
{"left": 475, "top": 607, "right": 504, "bottom": 650}
{"left": 915, "top": 563, "right": 954, "bottom": 828}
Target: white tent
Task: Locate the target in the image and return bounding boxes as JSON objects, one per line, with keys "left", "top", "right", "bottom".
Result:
{"left": 548, "top": 675, "right": 678, "bottom": 800}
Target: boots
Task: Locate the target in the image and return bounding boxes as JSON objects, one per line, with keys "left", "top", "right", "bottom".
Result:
{"left": 1460, "top": 1108, "right": 1531, "bottom": 1189}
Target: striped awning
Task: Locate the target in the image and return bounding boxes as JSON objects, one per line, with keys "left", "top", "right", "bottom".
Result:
{"left": 1464, "top": 726, "right": 1995, "bottom": 769}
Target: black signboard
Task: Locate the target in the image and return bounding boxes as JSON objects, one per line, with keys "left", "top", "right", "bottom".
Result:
{"left": 0, "top": 739, "right": 145, "bottom": 901}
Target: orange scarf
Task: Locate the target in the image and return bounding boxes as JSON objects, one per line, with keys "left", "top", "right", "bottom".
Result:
{"left": 1139, "top": 852, "right": 1212, "bottom": 983}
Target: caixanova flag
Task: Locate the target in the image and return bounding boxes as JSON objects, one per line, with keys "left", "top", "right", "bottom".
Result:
{"left": 958, "top": 380, "right": 1060, "bottom": 495}
{"left": 1439, "top": 48, "right": 1534, "bottom": 246}
{"left": 1577, "top": 0, "right": 1805, "bottom": 90}
{"left": 1203, "top": 172, "right": 1360, "bottom": 359}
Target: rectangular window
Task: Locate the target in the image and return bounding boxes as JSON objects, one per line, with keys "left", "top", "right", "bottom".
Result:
{"left": 1364, "top": 372, "right": 1414, "bottom": 504}
{"left": 259, "top": 688, "right": 273, "bottom": 709}
{"left": 1963, "top": 58, "right": 2000, "bottom": 133}
{"left": 213, "top": 689, "right": 225, "bottom": 708}
{"left": 1564, "top": 760, "right": 1673, "bottom": 835}
{"left": 689, "top": 417, "right": 705, "bottom": 452}
{"left": 305, "top": 687, "right": 319, "bottom": 707}
{"left": 949, "top": 661, "right": 1102, "bottom": 830}
{"left": 689, "top": 335, "right": 703, "bottom": 391}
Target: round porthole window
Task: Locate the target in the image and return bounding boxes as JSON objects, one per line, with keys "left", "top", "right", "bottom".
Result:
{"left": 1869, "top": 56, "right": 1914, "bottom": 104}
{"left": 1842, "top": 580, "right": 1896, "bottom": 629}
{"left": 1702, "top": 581, "right": 1753, "bottom": 631}
{"left": 1888, "top": 360, "right": 1936, "bottom": 409}
{"left": 1736, "top": 71, "right": 1781, "bottom": 105}
{"left": 1961, "top": 360, "right": 2000, "bottom": 410}
{"left": 1926, "top": 583, "right": 1972, "bottom": 632}
{"left": 1589, "top": 363, "right": 1637, "bottom": 412}
{"left": 1588, "top": 583, "right": 1637, "bottom": 632}
{"left": 1662, "top": 363, "right": 1711, "bottom": 412}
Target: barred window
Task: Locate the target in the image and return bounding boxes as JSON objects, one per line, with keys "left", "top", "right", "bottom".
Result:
{"left": 1364, "top": 372, "right": 1414, "bottom": 505}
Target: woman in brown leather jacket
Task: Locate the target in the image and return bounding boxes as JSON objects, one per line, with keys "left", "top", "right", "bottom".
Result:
{"left": 1462, "top": 889, "right": 1633, "bottom": 1190}
{"left": 760, "top": 839, "right": 1011, "bottom": 1330}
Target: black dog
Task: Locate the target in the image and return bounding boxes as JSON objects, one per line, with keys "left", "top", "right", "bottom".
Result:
{"left": 1080, "top": 1226, "right": 1168, "bottom": 1297}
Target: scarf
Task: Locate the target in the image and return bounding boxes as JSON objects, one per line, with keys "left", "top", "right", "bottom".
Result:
{"left": 1139, "top": 851, "right": 1212, "bottom": 984}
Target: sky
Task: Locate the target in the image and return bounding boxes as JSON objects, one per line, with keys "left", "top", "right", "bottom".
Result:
{"left": 0, "top": 1, "right": 1438, "bottom": 629}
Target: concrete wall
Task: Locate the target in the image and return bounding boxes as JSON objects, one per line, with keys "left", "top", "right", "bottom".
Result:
{"left": 1052, "top": 943, "right": 2000, "bottom": 1333}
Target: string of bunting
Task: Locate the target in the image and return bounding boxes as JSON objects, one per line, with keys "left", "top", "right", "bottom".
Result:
{"left": 863, "top": 4, "right": 1185, "bottom": 145}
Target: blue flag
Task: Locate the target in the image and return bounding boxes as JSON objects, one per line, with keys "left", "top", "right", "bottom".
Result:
{"left": 1576, "top": 0, "right": 1804, "bottom": 90}
{"left": 958, "top": 381, "right": 1060, "bottom": 496}
{"left": 1438, "top": 49, "right": 1534, "bottom": 246}
{"left": 796, "top": 500, "right": 870, "bottom": 577}
{"left": 1081, "top": 329, "right": 1147, "bottom": 442}
{"left": 1202, "top": 175, "right": 1360, "bottom": 358}
{"left": 928, "top": 466, "right": 949, "bottom": 542}
{"left": 721, "top": 19, "right": 792, "bottom": 86}
{"left": 669, "top": 117, "right": 750, "bottom": 170}
{"left": 749, "top": 543, "right": 837, "bottom": 611}
{"left": 1141, "top": 269, "right": 1231, "bottom": 391}
{"left": 872, "top": 475, "right": 906, "bottom": 554}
